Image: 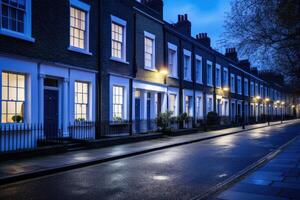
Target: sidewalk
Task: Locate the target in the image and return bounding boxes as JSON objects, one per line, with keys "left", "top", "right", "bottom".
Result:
{"left": 0, "top": 120, "right": 297, "bottom": 185}
{"left": 214, "top": 135, "right": 300, "bottom": 200}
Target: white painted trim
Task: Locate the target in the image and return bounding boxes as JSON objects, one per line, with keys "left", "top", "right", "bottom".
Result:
{"left": 237, "top": 76, "right": 242, "bottom": 95}
{"left": 206, "top": 60, "right": 213, "bottom": 87}
{"left": 195, "top": 91, "right": 204, "bottom": 119}
{"left": 183, "top": 89, "right": 194, "bottom": 117}
{"left": 0, "top": 0, "right": 35, "bottom": 42}
{"left": 133, "top": 80, "right": 167, "bottom": 93}
{"left": 230, "top": 73, "right": 235, "bottom": 93}
{"left": 168, "top": 87, "right": 179, "bottom": 116}
{"left": 69, "top": 0, "right": 91, "bottom": 53}
{"left": 144, "top": 31, "right": 156, "bottom": 70}
{"left": 109, "top": 75, "right": 129, "bottom": 121}
{"left": 183, "top": 49, "right": 192, "bottom": 82}
{"left": 167, "top": 42, "right": 178, "bottom": 79}
{"left": 195, "top": 55, "right": 203, "bottom": 84}
{"left": 215, "top": 64, "right": 221, "bottom": 88}
{"left": 111, "top": 15, "right": 127, "bottom": 62}
{"left": 206, "top": 94, "right": 214, "bottom": 114}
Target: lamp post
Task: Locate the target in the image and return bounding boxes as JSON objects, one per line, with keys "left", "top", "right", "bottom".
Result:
{"left": 281, "top": 101, "right": 285, "bottom": 123}
{"left": 265, "top": 98, "right": 270, "bottom": 126}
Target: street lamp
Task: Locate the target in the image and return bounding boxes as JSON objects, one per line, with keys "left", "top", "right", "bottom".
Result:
{"left": 159, "top": 68, "right": 168, "bottom": 85}
{"left": 281, "top": 101, "right": 285, "bottom": 123}
{"left": 265, "top": 98, "right": 270, "bottom": 125}
{"left": 223, "top": 87, "right": 230, "bottom": 92}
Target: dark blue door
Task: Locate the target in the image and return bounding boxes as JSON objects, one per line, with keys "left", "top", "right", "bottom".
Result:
{"left": 44, "top": 89, "right": 59, "bottom": 139}
{"left": 135, "top": 98, "right": 140, "bottom": 133}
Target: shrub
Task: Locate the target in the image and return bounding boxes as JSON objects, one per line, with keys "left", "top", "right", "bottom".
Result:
{"left": 156, "top": 111, "right": 173, "bottom": 131}
{"left": 207, "top": 112, "right": 219, "bottom": 126}
{"left": 12, "top": 115, "right": 23, "bottom": 123}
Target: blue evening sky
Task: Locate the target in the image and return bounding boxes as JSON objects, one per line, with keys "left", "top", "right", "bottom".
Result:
{"left": 163, "top": 0, "right": 231, "bottom": 51}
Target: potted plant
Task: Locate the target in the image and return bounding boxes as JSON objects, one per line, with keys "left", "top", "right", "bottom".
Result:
{"left": 156, "top": 111, "right": 173, "bottom": 133}
{"left": 12, "top": 115, "right": 23, "bottom": 123}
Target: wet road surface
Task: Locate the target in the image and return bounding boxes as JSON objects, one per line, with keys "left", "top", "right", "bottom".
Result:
{"left": 1, "top": 122, "right": 300, "bottom": 200}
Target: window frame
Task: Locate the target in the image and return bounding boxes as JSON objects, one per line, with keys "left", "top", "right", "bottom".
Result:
{"left": 167, "top": 42, "right": 178, "bottom": 78}
{"left": 68, "top": 0, "right": 91, "bottom": 55}
{"left": 195, "top": 55, "right": 203, "bottom": 84}
{"left": 237, "top": 76, "right": 242, "bottom": 95}
{"left": 223, "top": 67, "right": 229, "bottom": 87}
{"left": 206, "top": 60, "right": 213, "bottom": 87}
{"left": 230, "top": 73, "right": 235, "bottom": 93}
{"left": 183, "top": 49, "right": 192, "bottom": 82}
{"left": 110, "top": 15, "right": 127, "bottom": 63}
{"left": 244, "top": 78, "right": 249, "bottom": 96}
{"left": 74, "top": 81, "right": 89, "bottom": 121}
{"left": 112, "top": 85, "right": 125, "bottom": 121}
{"left": 144, "top": 31, "right": 156, "bottom": 71}
{"left": 1, "top": 71, "right": 26, "bottom": 124}
{"left": 0, "top": 0, "right": 34, "bottom": 42}
{"left": 215, "top": 64, "right": 221, "bottom": 88}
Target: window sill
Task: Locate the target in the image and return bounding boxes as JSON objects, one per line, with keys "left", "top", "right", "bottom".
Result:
{"left": 68, "top": 46, "right": 92, "bottom": 56}
{"left": 0, "top": 29, "right": 35, "bottom": 42}
{"left": 196, "top": 81, "right": 203, "bottom": 84}
{"left": 144, "top": 67, "right": 157, "bottom": 72}
{"left": 110, "top": 57, "right": 129, "bottom": 65}
{"left": 184, "top": 79, "right": 193, "bottom": 82}
{"left": 216, "top": 86, "right": 222, "bottom": 89}
{"left": 207, "top": 84, "right": 214, "bottom": 87}
{"left": 168, "top": 75, "right": 178, "bottom": 79}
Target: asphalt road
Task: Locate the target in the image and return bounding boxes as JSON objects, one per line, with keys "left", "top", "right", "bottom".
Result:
{"left": 1, "top": 122, "right": 300, "bottom": 200}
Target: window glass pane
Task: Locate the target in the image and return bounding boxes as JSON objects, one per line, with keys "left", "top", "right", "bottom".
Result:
{"left": 70, "top": 7, "right": 86, "bottom": 49}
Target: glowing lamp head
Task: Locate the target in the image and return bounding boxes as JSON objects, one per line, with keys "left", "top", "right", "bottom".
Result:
{"left": 281, "top": 101, "right": 285, "bottom": 105}
{"left": 223, "top": 87, "right": 230, "bottom": 92}
{"left": 265, "top": 98, "right": 270, "bottom": 102}
{"left": 159, "top": 68, "right": 169, "bottom": 76}
{"left": 255, "top": 96, "right": 261, "bottom": 100}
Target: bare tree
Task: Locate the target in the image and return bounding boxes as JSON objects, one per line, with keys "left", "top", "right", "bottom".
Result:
{"left": 221, "top": 0, "right": 300, "bottom": 91}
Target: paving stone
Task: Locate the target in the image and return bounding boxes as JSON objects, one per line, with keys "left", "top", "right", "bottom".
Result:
{"left": 230, "top": 182, "right": 281, "bottom": 196}
{"left": 271, "top": 181, "right": 300, "bottom": 189}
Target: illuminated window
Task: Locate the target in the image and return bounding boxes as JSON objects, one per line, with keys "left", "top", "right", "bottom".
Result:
{"left": 70, "top": 7, "right": 86, "bottom": 49}
{"left": 113, "top": 85, "right": 124, "bottom": 120}
{"left": 169, "top": 94, "right": 176, "bottom": 116}
{"left": 144, "top": 31, "right": 155, "bottom": 70}
{"left": 1, "top": 72, "right": 25, "bottom": 123}
{"left": 75, "top": 81, "right": 89, "bottom": 121}
{"left": 168, "top": 43, "right": 178, "bottom": 78}
{"left": 111, "top": 16, "right": 126, "bottom": 60}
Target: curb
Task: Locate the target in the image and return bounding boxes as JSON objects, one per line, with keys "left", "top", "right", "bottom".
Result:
{"left": 191, "top": 134, "right": 300, "bottom": 200}
{"left": 0, "top": 120, "right": 295, "bottom": 186}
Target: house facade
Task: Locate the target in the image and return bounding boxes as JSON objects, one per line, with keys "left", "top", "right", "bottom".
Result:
{"left": 0, "top": 0, "right": 299, "bottom": 152}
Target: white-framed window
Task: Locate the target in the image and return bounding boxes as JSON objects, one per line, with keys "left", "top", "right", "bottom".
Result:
{"left": 0, "top": 0, "right": 34, "bottom": 42}
{"left": 112, "top": 85, "right": 124, "bottom": 120}
{"left": 169, "top": 93, "right": 176, "bottom": 116}
{"left": 216, "top": 64, "right": 221, "bottom": 88}
{"left": 237, "top": 76, "right": 242, "bottom": 95}
{"left": 264, "top": 86, "right": 268, "bottom": 98}
{"left": 185, "top": 95, "right": 192, "bottom": 116}
{"left": 75, "top": 81, "right": 89, "bottom": 121}
{"left": 244, "top": 78, "right": 249, "bottom": 96}
{"left": 183, "top": 49, "right": 191, "bottom": 81}
{"left": 195, "top": 55, "right": 202, "bottom": 84}
{"left": 255, "top": 83, "right": 259, "bottom": 96}
{"left": 1, "top": 72, "right": 25, "bottom": 123}
{"left": 230, "top": 73, "right": 235, "bottom": 93}
{"left": 260, "top": 85, "right": 264, "bottom": 98}
{"left": 111, "top": 15, "right": 126, "bottom": 62}
{"left": 144, "top": 31, "right": 155, "bottom": 70}
{"left": 250, "top": 81, "right": 254, "bottom": 97}
{"left": 167, "top": 43, "right": 178, "bottom": 78}
{"left": 196, "top": 95, "right": 203, "bottom": 119}
{"left": 223, "top": 67, "right": 229, "bottom": 87}
{"left": 207, "top": 60, "right": 213, "bottom": 86}
{"left": 69, "top": 0, "right": 91, "bottom": 54}
{"left": 207, "top": 97, "right": 213, "bottom": 113}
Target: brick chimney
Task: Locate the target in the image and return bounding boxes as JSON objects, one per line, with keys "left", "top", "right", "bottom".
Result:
{"left": 239, "top": 59, "right": 251, "bottom": 71}
{"left": 251, "top": 67, "right": 258, "bottom": 75}
{"left": 196, "top": 33, "right": 211, "bottom": 48}
{"left": 225, "top": 48, "right": 238, "bottom": 62}
{"left": 173, "top": 14, "right": 191, "bottom": 36}
{"left": 141, "top": 0, "right": 164, "bottom": 16}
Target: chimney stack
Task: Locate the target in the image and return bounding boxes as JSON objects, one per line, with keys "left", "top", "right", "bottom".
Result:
{"left": 239, "top": 59, "right": 251, "bottom": 71}
{"left": 196, "top": 33, "right": 211, "bottom": 48}
{"left": 225, "top": 48, "right": 238, "bottom": 62}
{"left": 141, "top": 0, "right": 164, "bottom": 17}
{"left": 173, "top": 14, "right": 191, "bottom": 36}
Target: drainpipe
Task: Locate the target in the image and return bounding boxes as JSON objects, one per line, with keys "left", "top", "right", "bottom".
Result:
{"left": 97, "top": 0, "right": 103, "bottom": 138}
